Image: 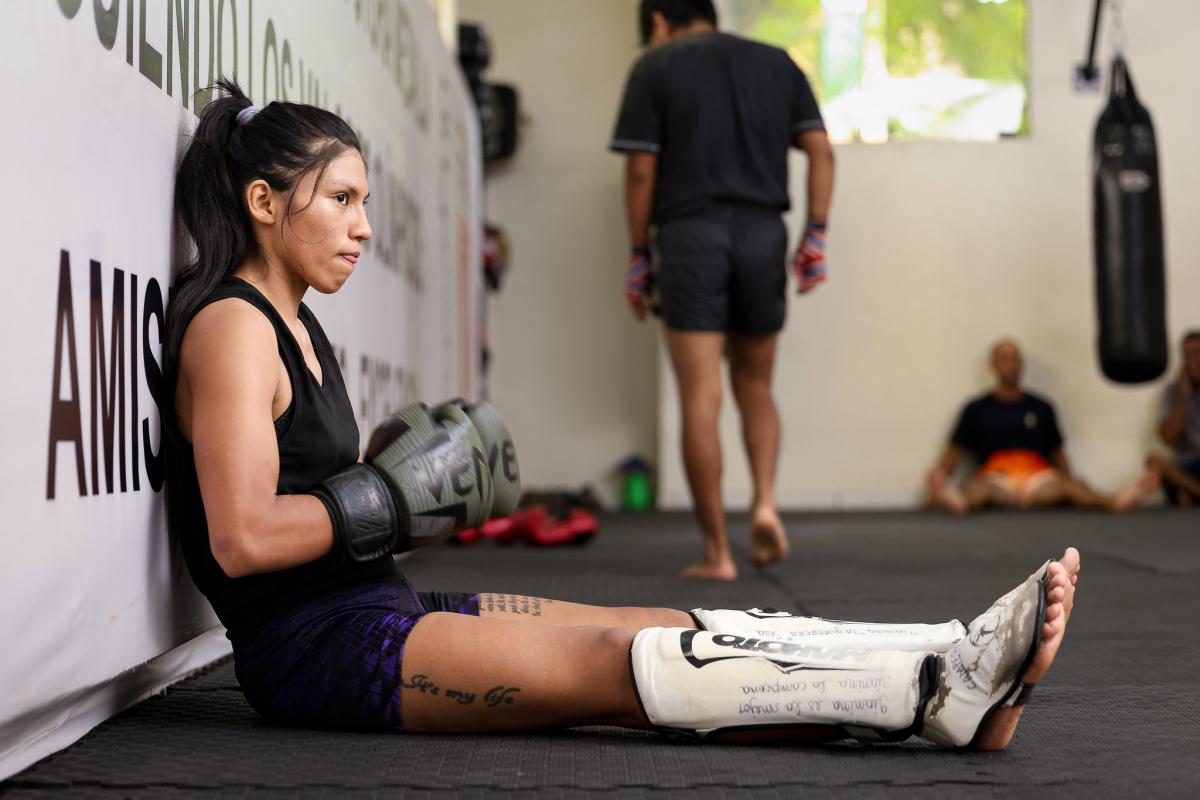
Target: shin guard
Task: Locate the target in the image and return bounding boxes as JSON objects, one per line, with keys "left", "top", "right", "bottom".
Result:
{"left": 630, "top": 627, "right": 938, "bottom": 741}
{"left": 921, "top": 561, "right": 1049, "bottom": 748}
{"left": 692, "top": 608, "right": 965, "bottom": 653}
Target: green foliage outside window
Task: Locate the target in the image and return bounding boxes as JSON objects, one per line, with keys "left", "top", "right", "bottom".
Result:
{"left": 724, "top": 0, "right": 1029, "bottom": 143}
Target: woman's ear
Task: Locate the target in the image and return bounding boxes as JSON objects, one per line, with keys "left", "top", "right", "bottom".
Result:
{"left": 244, "top": 179, "right": 277, "bottom": 225}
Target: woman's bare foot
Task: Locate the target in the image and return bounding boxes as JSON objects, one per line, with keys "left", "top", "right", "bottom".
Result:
{"left": 927, "top": 468, "right": 968, "bottom": 516}
{"left": 972, "top": 547, "right": 1080, "bottom": 751}
{"left": 1112, "top": 469, "right": 1160, "bottom": 513}
{"left": 750, "top": 506, "right": 789, "bottom": 567}
{"left": 679, "top": 559, "right": 738, "bottom": 581}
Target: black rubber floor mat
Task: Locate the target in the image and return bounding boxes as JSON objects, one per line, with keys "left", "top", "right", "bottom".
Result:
{"left": 6, "top": 510, "right": 1199, "bottom": 798}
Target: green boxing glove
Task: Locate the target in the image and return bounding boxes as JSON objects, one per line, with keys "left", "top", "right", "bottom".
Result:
{"left": 435, "top": 399, "right": 522, "bottom": 518}
{"left": 311, "top": 401, "right": 498, "bottom": 562}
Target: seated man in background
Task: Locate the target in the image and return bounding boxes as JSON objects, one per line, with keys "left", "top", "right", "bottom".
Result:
{"left": 926, "top": 339, "right": 1157, "bottom": 515}
{"left": 1146, "top": 330, "right": 1200, "bottom": 506}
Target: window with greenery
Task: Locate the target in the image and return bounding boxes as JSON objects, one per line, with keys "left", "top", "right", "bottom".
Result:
{"left": 722, "top": 0, "right": 1029, "bottom": 143}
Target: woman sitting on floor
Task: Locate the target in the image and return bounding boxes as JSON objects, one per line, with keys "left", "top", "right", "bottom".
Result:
{"left": 166, "top": 81, "right": 1078, "bottom": 749}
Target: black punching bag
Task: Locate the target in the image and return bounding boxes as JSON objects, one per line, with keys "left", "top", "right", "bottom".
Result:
{"left": 1092, "top": 55, "right": 1168, "bottom": 383}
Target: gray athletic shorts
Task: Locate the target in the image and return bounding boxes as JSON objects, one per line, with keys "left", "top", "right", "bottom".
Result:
{"left": 655, "top": 205, "right": 788, "bottom": 334}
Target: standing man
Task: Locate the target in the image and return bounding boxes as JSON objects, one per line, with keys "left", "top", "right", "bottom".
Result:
{"left": 610, "top": 0, "right": 835, "bottom": 580}
{"left": 1146, "top": 331, "right": 1200, "bottom": 505}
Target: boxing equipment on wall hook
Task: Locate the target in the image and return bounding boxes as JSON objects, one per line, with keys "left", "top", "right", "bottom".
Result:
{"left": 1075, "top": 0, "right": 1124, "bottom": 92}
{"left": 1091, "top": 52, "right": 1168, "bottom": 384}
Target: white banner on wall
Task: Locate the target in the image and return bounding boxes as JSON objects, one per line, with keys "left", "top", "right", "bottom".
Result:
{"left": 0, "top": 0, "right": 480, "bottom": 779}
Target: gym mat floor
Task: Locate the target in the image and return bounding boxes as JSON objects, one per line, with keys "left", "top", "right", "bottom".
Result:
{"left": 5, "top": 509, "right": 1198, "bottom": 798}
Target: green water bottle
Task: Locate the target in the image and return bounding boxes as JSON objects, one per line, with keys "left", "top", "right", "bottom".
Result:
{"left": 619, "top": 456, "right": 653, "bottom": 511}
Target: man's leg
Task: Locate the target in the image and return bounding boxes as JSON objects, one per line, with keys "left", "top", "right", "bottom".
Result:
{"left": 1148, "top": 453, "right": 1200, "bottom": 504}
{"left": 1022, "top": 472, "right": 1116, "bottom": 510}
{"left": 664, "top": 328, "right": 735, "bottom": 580}
{"left": 1021, "top": 468, "right": 1157, "bottom": 513}
{"left": 963, "top": 473, "right": 1014, "bottom": 510}
{"left": 728, "top": 331, "right": 788, "bottom": 565}
{"left": 1021, "top": 473, "right": 1099, "bottom": 508}
{"left": 927, "top": 468, "right": 969, "bottom": 515}
{"left": 1110, "top": 466, "right": 1161, "bottom": 512}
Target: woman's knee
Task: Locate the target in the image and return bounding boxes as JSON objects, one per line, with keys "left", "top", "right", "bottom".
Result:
{"left": 574, "top": 627, "right": 646, "bottom": 725}
{"left": 614, "top": 607, "right": 696, "bottom": 630}
{"left": 649, "top": 608, "right": 698, "bottom": 628}
{"left": 592, "top": 626, "right": 638, "bottom": 660}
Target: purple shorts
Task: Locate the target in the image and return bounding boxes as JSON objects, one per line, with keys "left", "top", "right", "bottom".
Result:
{"left": 232, "top": 576, "right": 478, "bottom": 731}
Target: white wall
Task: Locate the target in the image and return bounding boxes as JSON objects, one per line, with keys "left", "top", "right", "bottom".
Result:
{"left": 661, "top": 0, "right": 1200, "bottom": 508}
{"left": 454, "top": 1, "right": 1197, "bottom": 511}
{"left": 458, "top": 0, "right": 658, "bottom": 506}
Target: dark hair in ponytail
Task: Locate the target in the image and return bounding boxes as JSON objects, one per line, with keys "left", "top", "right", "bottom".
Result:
{"left": 167, "top": 78, "right": 361, "bottom": 380}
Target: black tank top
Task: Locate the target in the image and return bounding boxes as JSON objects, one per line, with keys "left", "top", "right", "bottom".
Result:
{"left": 167, "top": 278, "right": 396, "bottom": 639}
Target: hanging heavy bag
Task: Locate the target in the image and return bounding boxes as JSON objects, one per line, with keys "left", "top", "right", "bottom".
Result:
{"left": 1092, "top": 55, "right": 1168, "bottom": 383}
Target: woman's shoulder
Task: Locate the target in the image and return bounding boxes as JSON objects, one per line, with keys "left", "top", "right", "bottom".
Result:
{"left": 182, "top": 297, "right": 279, "bottom": 373}
{"left": 190, "top": 294, "right": 275, "bottom": 332}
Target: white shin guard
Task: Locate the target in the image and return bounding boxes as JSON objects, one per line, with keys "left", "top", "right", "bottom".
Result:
{"left": 691, "top": 608, "right": 966, "bottom": 653}
{"left": 920, "top": 561, "right": 1049, "bottom": 748}
{"left": 630, "top": 627, "right": 938, "bottom": 740}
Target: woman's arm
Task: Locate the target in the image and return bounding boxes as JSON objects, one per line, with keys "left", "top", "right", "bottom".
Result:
{"left": 180, "top": 299, "right": 335, "bottom": 578}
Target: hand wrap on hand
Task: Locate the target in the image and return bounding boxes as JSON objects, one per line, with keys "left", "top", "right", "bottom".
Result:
{"left": 625, "top": 244, "right": 655, "bottom": 319}
{"left": 793, "top": 217, "right": 827, "bottom": 294}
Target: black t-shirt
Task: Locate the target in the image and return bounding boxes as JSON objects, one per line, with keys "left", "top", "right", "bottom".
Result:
{"left": 950, "top": 392, "right": 1064, "bottom": 464}
{"left": 610, "top": 32, "right": 823, "bottom": 222}
{"left": 166, "top": 278, "right": 396, "bottom": 640}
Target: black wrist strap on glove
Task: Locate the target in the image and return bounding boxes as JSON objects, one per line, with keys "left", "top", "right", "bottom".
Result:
{"left": 311, "top": 464, "right": 408, "bottom": 563}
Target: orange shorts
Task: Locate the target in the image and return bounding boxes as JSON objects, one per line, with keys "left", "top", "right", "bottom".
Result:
{"left": 978, "top": 449, "right": 1058, "bottom": 499}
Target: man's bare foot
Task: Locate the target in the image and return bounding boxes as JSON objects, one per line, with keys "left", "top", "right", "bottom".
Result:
{"left": 972, "top": 547, "right": 1080, "bottom": 751}
{"left": 680, "top": 559, "right": 738, "bottom": 581}
{"left": 750, "top": 507, "right": 789, "bottom": 567}
{"left": 927, "top": 469, "right": 968, "bottom": 516}
{"left": 1112, "top": 470, "right": 1160, "bottom": 513}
